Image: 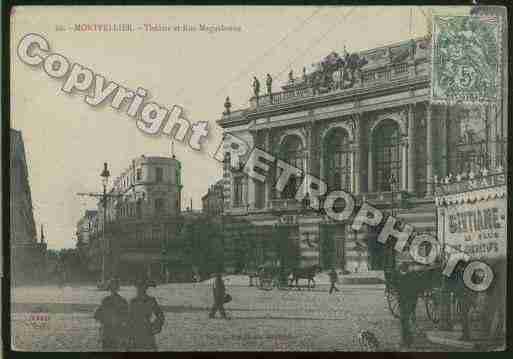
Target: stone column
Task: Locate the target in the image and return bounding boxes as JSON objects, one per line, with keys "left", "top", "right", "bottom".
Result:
{"left": 440, "top": 105, "right": 448, "bottom": 178}
{"left": 426, "top": 104, "right": 433, "bottom": 196}
{"left": 367, "top": 138, "right": 374, "bottom": 193}
{"left": 350, "top": 151, "right": 356, "bottom": 193}
{"left": 247, "top": 131, "right": 257, "bottom": 209}
{"left": 407, "top": 104, "right": 416, "bottom": 193}
{"left": 401, "top": 139, "right": 408, "bottom": 191}
{"left": 352, "top": 114, "right": 361, "bottom": 195}
{"left": 319, "top": 144, "right": 325, "bottom": 184}
{"left": 304, "top": 122, "right": 313, "bottom": 198}
{"left": 246, "top": 177, "right": 255, "bottom": 209}
{"left": 488, "top": 104, "right": 497, "bottom": 168}
{"left": 263, "top": 129, "right": 272, "bottom": 208}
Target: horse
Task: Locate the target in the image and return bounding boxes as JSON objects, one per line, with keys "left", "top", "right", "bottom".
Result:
{"left": 289, "top": 265, "right": 321, "bottom": 289}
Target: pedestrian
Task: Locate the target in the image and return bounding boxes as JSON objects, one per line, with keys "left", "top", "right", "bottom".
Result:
{"left": 94, "top": 278, "right": 129, "bottom": 351}
{"left": 448, "top": 262, "right": 475, "bottom": 341}
{"left": 128, "top": 274, "right": 165, "bottom": 351}
{"left": 209, "top": 272, "right": 229, "bottom": 319}
{"left": 396, "top": 263, "right": 422, "bottom": 348}
{"left": 329, "top": 268, "right": 339, "bottom": 294}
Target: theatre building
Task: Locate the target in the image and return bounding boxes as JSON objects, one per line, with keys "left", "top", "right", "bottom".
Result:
{"left": 216, "top": 37, "right": 507, "bottom": 273}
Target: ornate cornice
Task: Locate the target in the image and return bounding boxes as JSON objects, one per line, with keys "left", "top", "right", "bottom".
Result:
{"left": 219, "top": 76, "right": 428, "bottom": 129}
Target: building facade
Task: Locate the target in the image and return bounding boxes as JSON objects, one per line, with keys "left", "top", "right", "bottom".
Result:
{"left": 201, "top": 179, "right": 225, "bottom": 216}
{"left": 76, "top": 210, "right": 100, "bottom": 277}
{"left": 78, "top": 155, "right": 184, "bottom": 282}
{"left": 217, "top": 37, "right": 506, "bottom": 273}
{"left": 10, "top": 129, "right": 47, "bottom": 284}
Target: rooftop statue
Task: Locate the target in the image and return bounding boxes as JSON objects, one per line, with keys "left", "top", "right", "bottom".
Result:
{"left": 266, "top": 73, "right": 273, "bottom": 95}
{"left": 307, "top": 48, "right": 367, "bottom": 93}
{"left": 223, "top": 96, "right": 231, "bottom": 115}
{"left": 288, "top": 69, "right": 294, "bottom": 83}
{"left": 252, "top": 76, "right": 260, "bottom": 99}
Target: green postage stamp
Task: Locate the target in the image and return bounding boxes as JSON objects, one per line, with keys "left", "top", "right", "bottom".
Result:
{"left": 431, "top": 15, "right": 500, "bottom": 104}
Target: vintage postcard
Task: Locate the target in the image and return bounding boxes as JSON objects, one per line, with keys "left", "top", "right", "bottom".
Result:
{"left": 8, "top": 5, "right": 507, "bottom": 352}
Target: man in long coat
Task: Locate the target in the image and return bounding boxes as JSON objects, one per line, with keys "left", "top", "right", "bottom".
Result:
{"left": 94, "top": 278, "right": 129, "bottom": 350}
{"left": 209, "top": 272, "right": 229, "bottom": 319}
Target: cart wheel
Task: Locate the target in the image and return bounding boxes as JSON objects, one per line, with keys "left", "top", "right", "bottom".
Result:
{"left": 424, "top": 290, "right": 440, "bottom": 324}
{"left": 386, "top": 286, "right": 401, "bottom": 319}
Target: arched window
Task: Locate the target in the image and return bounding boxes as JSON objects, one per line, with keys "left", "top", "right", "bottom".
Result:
{"left": 453, "top": 107, "right": 488, "bottom": 173}
{"left": 279, "top": 135, "right": 304, "bottom": 199}
{"left": 324, "top": 128, "right": 351, "bottom": 192}
{"left": 373, "top": 119, "right": 401, "bottom": 192}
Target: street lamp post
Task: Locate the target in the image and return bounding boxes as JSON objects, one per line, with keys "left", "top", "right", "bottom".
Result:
{"left": 100, "top": 163, "right": 110, "bottom": 286}
{"left": 77, "top": 162, "right": 125, "bottom": 289}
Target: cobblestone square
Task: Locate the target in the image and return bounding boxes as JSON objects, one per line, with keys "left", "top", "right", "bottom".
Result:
{"left": 11, "top": 281, "right": 450, "bottom": 351}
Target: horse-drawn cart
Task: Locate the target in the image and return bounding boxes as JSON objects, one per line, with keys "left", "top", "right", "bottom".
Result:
{"left": 255, "top": 263, "right": 321, "bottom": 291}
{"left": 383, "top": 236, "right": 442, "bottom": 323}
{"left": 256, "top": 264, "right": 287, "bottom": 290}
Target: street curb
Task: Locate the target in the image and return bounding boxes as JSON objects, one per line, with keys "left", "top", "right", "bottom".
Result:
{"left": 425, "top": 330, "right": 476, "bottom": 350}
{"left": 340, "top": 277, "right": 385, "bottom": 285}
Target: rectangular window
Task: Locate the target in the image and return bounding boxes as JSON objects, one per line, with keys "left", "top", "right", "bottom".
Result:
{"left": 152, "top": 225, "right": 162, "bottom": 241}
{"left": 136, "top": 200, "right": 142, "bottom": 218}
{"left": 136, "top": 226, "right": 143, "bottom": 242}
{"left": 155, "top": 167, "right": 163, "bottom": 183}
{"left": 155, "top": 198, "right": 165, "bottom": 214}
{"left": 233, "top": 177, "right": 243, "bottom": 207}
{"left": 136, "top": 168, "right": 142, "bottom": 181}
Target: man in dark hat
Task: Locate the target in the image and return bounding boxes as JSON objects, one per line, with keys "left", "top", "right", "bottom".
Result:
{"left": 329, "top": 268, "right": 339, "bottom": 294}
{"left": 128, "top": 273, "right": 165, "bottom": 351}
{"left": 396, "top": 262, "right": 426, "bottom": 348}
{"left": 94, "top": 278, "right": 129, "bottom": 350}
{"left": 209, "top": 272, "right": 229, "bottom": 319}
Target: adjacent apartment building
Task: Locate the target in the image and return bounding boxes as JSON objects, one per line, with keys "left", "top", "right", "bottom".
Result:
{"left": 201, "top": 179, "right": 225, "bottom": 216}
{"left": 77, "top": 155, "right": 183, "bottom": 282}
{"left": 10, "top": 129, "right": 47, "bottom": 284}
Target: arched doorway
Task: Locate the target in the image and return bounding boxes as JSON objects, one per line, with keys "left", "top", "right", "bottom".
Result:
{"left": 278, "top": 135, "right": 304, "bottom": 199}
{"left": 324, "top": 127, "right": 352, "bottom": 192}
{"left": 373, "top": 119, "right": 401, "bottom": 192}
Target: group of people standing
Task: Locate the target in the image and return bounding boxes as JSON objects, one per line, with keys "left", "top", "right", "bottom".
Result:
{"left": 95, "top": 272, "right": 231, "bottom": 351}
{"left": 94, "top": 276, "right": 165, "bottom": 351}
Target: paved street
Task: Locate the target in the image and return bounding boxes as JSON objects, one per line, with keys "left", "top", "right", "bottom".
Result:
{"left": 11, "top": 280, "right": 448, "bottom": 351}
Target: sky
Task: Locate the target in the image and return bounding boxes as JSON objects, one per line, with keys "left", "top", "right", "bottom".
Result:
{"left": 10, "top": 6, "right": 470, "bottom": 249}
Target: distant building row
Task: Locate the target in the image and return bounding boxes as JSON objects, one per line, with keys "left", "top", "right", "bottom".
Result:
{"left": 76, "top": 155, "right": 183, "bottom": 282}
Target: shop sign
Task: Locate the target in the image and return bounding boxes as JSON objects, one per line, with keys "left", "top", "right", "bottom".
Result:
{"left": 279, "top": 214, "right": 297, "bottom": 225}
{"left": 435, "top": 173, "right": 505, "bottom": 196}
{"left": 443, "top": 196, "right": 506, "bottom": 261}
